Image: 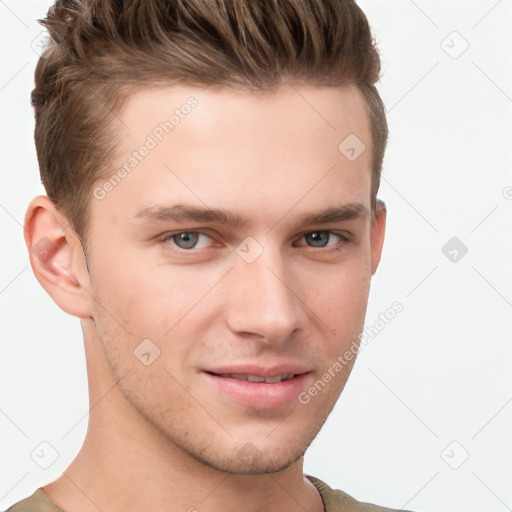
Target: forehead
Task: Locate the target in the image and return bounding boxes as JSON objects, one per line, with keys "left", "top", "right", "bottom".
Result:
{"left": 116, "top": 83, "right": 370, "bottom": 150}
{"left": 93, "top": 83, "right": 373, "bottom": 227}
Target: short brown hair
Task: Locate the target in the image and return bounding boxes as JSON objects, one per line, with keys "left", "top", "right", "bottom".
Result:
{"left": 32, "top": 0, "right": 387, "bottom": 244}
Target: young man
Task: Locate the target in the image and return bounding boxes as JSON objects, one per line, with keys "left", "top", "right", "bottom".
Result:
{"left": 7, "top": 1, "right": 411, "bottom": 511}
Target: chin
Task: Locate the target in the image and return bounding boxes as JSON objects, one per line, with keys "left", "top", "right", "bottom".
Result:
{"left": 196, "top": 444, "right": 305, "bottom": 475}
{"left": 175, "top": 423, "right": 323, "bottom": 476}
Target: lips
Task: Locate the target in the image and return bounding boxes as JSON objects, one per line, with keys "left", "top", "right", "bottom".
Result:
{"left": 218, "top": 373, "right": 295, "bottom": 383}
{"left": 202, "top": 364, "right": 310, "bottom": 409}
{"left": 205, "top": 363, "right": 309, "bottom": 378}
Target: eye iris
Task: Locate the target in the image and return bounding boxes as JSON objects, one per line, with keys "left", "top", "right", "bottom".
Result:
{"left": 307, "top": 231, "right": 329, "bottom": 247}
{"left": 173, "top": 232, "right": 199, "bottom": 249}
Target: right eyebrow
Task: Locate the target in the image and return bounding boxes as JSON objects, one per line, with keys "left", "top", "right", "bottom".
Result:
{"left": 132, "top": 204, "right": 249, "bottom": 228}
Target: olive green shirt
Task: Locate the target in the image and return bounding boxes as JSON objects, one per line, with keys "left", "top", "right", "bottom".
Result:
{"left": 5, "top": 475, "right": 411, "bottom": 512}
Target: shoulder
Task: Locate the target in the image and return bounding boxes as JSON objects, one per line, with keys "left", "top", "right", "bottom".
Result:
{"left": 306, "top": 475, "right": 414, "bottom": 512}
{"left": 4, "top": 489, "right": 65, "bottom": 512}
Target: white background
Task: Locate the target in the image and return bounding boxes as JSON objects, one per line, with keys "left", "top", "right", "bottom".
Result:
{"left": 1, "top": 1, "right": 511, "bottom": 511}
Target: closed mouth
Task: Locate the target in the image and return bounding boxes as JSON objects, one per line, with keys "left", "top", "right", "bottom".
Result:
{"left": 213, "top": 373, "right": 296, "bottom": 383}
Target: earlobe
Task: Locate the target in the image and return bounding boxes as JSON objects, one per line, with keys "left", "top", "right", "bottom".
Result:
{"left": 24, "top": 195, "right": 93, "bottom": 318}
{"left": 370, "top": 199, "right": 386, "bottom": 275}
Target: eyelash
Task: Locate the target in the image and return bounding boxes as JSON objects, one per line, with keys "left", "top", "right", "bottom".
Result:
{"left": 158, "top": 230, "right": 351, "bottom": 254}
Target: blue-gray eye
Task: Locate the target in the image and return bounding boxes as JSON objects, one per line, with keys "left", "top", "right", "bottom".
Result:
{"left": 305, "top": 231, "right": 334, "bottom": 247}
{"left": 172, "top": 232, "right": 200, "bottom": 249}
{"left": 161, "top": 231, "right": 214, "bottom": 251}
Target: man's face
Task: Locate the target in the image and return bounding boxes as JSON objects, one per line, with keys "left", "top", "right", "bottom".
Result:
{"left": 84, "top": 84, "right": 383, "bottom": 473}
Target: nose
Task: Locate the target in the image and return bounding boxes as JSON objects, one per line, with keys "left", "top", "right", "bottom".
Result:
{"left": 224, "top": 245, "right": 305, "bottom": 344}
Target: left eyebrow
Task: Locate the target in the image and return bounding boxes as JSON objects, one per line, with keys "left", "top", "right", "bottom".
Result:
{"left": 294, "top": 202, "right": 368, "bottom": 228}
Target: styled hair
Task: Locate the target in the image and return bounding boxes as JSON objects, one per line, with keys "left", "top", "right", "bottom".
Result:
{"left": 32, "top": 0, "right": 388, "bottom": 244}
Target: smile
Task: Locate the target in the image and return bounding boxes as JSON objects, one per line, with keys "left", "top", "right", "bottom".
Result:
{"left": 202, "top": 367, "right": 310, "bottom": 409}
{"left": 217, "top": 373, "right": 295, "bottom": 383}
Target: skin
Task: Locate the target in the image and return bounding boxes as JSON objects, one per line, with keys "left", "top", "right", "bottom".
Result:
{"left": 25, "top": 83, "right": 385, "bottom": 512}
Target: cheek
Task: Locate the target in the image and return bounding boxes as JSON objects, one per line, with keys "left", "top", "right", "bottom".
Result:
{"left": 303, "top": 260, "right": 371, "bottom": 325}
{"left": 124, "top": 264, "right": 227, "bottom": 337}
{"left": 299, "top": 266, "right": 371, "bottom": 379}
{"left": 90, "top": 255, "right": 223, "bottom": 367}
{"left": 86, "top": 255, "right": 162, "bottom": 351}
{"left": 89, "top": 248, "right": 178, "bottom": 324}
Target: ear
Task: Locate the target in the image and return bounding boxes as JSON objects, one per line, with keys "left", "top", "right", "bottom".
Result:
{"left": 24, "top": 195, "right": 93, "bottom": 318}
{"left": 370, "top": 199, "right": 386, "bottom": 275}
